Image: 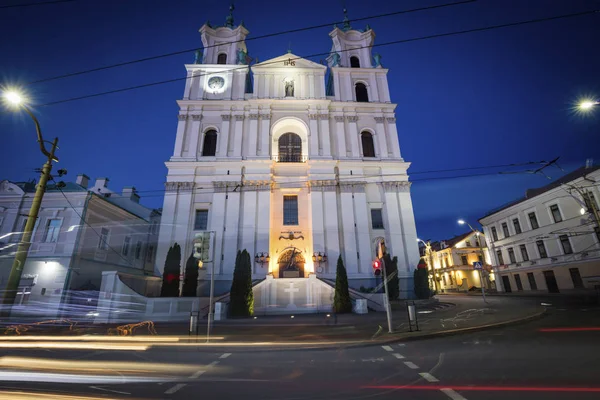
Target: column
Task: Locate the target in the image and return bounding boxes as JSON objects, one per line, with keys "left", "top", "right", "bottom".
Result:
{"left": 210, "top": 188, "right": 227, "bottom": 276}
{"left": 323, "top": 187, "right": 340, "bottom": 274}
{"left": 308, "top": 74, "right": 315, "bottom": 98}
{"left": 381, "top": 183, "right": 406, "bottom": 270}
{"left": 396, "top": 184, "right": 419, "bottom": 275}
{"left": 186, "top": 114, "right": 202, "bottom": 159}
{"left": 259, "top": 114, "right": 271, "bottom": 157}
{"left": 231, "top": 114, "right": 244, "bottom": 157}
{"left": 333, "top": 115, "right": 346, "bottom": 159}
{"left": 319, "top": 114, "right": 331, "bottom": 157}
{"left": 309, "top": 114, "right": 319, "bottom": 157}
{"left": 386, "top": 117, "right": 402, "bottom": 159}
{"left": 374, "top": 117, "right": 388, "bottom": 158}
{"left": 369, "top": 75, "right": 379, "bottom": 102}
{"left": 264, "top": 74, "right": 271, "bottom": 98}
{"left": 310, "top": 188, "right": 326, "bottom": 274}
{"left": 340, "top": 187, "right": 358, "bottom": 274}
{"left": 218, "top": 115, "right": 231, "bottom": 158}
{"left": 240, "top": 187, "right": 257, "bottom": 272}
{"left": 377, "top": 74, "right": 390, "bottom": 103}
{"left": 172, "top": 115, "right": 188, "bottom": 158}
{"left": 183, "top": 71, "right": 192, "bottom": 100}
{"left": 256, "top": 186, "right": 271, "bottom": 276}
{"left": 246, "top": 113, "right": 259, "bottom": 158}
{"left": 222, "top": 190, "right": 241, "bottom": 276}
{"left": 353, "top": 188, "right": 372, "bottom": 275}
{"left": 346, "top": 116, "right": 360, "bottom": 158}
{"left": 333, "top": 70, "right": 341, "bottom": 101}
{"left": 299, "top": 73, "right": 306, "bottom": 99}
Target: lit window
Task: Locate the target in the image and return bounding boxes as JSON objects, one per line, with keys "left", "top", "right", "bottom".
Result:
{"left": 283, "top": 195, "right": 299, "bottom": 225}
{"left": 371, "top": 209, "right": 384, "bottom": 229}
{"left": 44, "top": 219, "right": 61, "bottom": 243}
{"left": 550, "top": 204, "right": 562, "bottom": 223}
{"left": 194, "top": 210, "right": 209, "bottom": 231}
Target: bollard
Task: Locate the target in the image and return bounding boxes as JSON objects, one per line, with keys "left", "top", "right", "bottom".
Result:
{"left": 189, "top": 311, "right": 199, "bottom": 337}
{"left": 407, "top": 301, "right": 419, "bottom": 332}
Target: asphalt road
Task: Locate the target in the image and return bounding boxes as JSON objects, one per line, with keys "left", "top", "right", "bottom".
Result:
{"left": 0, "top": 298, "right": 598, "bottom": 400}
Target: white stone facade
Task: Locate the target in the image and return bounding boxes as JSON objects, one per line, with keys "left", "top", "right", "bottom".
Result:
{"left": 156, "top": 19, "right": 420, "bottom": 296}
{"left": 479, "top": 166, "right": 600, "bottom": 293}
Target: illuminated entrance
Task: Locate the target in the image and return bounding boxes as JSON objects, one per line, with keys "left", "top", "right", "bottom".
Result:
{"left": 277, "top": 247, "right": 305, "bottom": 278}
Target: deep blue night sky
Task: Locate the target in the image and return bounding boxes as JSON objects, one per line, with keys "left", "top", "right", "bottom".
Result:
{"left": 1, "top": 0, "right": 599, "bottom": 242}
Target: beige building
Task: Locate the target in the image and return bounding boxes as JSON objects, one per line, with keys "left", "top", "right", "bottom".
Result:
{"left": 424, "top": 231, "right": 493, "bottom": 293}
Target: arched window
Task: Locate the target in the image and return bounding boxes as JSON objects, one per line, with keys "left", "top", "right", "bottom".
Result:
{"left": 278, "top": 132, "right": 302, "bottom": 162}
{"left": 201, "top": 130, "right": 217, "bottom": 156}
{"left": 217, "top": 53, "right": 227, "bottom": 64}
{"left": 355, "top": 82, "right": 368, "bottom": 102}
{"left": 350, "top": 56, "right": 360, "bottom": 68}
{"left": 361, "top": 131, "right": 376, "bottom": 157}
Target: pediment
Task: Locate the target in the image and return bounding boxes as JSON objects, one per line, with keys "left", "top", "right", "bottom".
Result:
{"left": 252, "top": 53, "right": 326, "bottom": 71}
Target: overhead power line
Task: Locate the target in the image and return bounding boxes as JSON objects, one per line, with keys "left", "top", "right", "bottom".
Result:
{"left": 27, "top": 0, "right": 476, "bottom": 85}
{"left": 37, "top": 9, "right": 599, "bottom": 107}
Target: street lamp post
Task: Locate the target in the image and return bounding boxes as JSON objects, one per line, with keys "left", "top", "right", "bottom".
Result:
{"left": 1, "top": 91, "right": 59, "bottom": 317}
{"left": 458, "top": 219, "right": 487, "bottom": 303}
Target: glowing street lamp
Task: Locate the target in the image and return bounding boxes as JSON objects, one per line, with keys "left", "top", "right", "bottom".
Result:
{"left": 578, "top": 99, "right": 599, "bottom": 111}
{"left": 457, "top": 219, "right": 487, "bottom": 303}
{"left": 1, "top": 89, "right": 60, "bottom": 317}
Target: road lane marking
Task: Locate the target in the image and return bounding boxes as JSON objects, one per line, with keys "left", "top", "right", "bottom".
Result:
{"left": 208, "top": 361, "right": 219, "bottom": 367}
{"left": 404, "top": 361, "right": 419, "bottom": 369}
{"left": 220, "top": 353, "right": 232, "bottom": 359}
{"left": 392, "top": 353, "right": 405, "bottom": 359}
{"left": 89, "top": 386, "right": 131, "bottom": 395}
{"left": 419, "top": 372, "right": 439, "bottom": 382}
{"left": 190, "top": 370, "right": 206, "bottom": 379}
{"left": 440, "top": 388, "right": 467, "bottom": 400}
{"left": 165, "top": 383, "right": 186, "bottom": 394}
{"left": 381, "top": 345, "right": 393, "bottom": 351}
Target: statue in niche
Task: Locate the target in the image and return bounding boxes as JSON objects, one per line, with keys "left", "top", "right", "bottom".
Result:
{"left": 373, "top": 53, "right": 383, "bottom": 67}
{"left": 331, "top": 52, "right": 341, "bottom": 67}
{"left": 285, "top": 80, "right": 294, "bottom": 97}
{"left": 193, "top": 49, "right": 203, "bottom": 64}
{"left": 237, "top": 48, "right": 248, "bottom": 65}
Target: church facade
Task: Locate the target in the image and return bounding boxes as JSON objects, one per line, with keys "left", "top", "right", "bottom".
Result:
{"left": 156, "top": 11, "right": 420, "bottom": 297}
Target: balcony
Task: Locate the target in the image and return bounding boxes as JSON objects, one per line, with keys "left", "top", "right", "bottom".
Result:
{"left": 272, "top": 155, "right": 307, "bottom": 163}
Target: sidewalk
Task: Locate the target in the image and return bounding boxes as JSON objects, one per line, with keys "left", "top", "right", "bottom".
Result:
{"left": 0, "top": 296, "right": 546, "bottom": 349}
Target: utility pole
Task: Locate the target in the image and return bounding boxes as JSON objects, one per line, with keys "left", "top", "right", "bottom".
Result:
{"left": 2, "top": 138, "right": 59, "bottom": 316}
{"left": 476, "top": 232, "right": 487, "bottom": 303}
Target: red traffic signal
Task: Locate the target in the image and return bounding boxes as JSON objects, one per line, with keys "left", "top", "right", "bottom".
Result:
{"left": 372, "top": 259, "right": 382, "bottom": 276}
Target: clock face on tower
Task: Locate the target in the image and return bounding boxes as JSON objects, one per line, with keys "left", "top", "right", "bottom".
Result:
{"left": 207, "top": 76, "right": 225, "bottom": 90}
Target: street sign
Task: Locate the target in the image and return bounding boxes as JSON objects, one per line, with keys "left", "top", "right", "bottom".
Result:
{"left": 473, "top": 261, "right": 483, "bottom": 270}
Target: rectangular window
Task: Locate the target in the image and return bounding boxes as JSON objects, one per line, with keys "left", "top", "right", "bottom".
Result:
{"left": 536, "top": 240, "right": 548, "bottom": 258}
{"left": 371, "top": 208, "right": 384, "bottom": 230}
{"left": 502, "top": 222, "right": 510, "bottom": 238}
{"left": 135, "top": 241, "right": 142, "bottom": 260}
{"left": 569, "top": 268, "right": 584, "bottom": 289}
{"left": 550, "top": 204, "right": 562, "bottom": 223}
{"left": 513, "top": 218, "right": 522, "bottom": 234}
{"left": 514, "top": 274, "right": 523, "bottom": 291}
{"left": 491, "top": 227, "right": 498, "bottom": 241}
{"left": 465, "top": 240, "right": 471, "bottom": 247}
{"left": 528, "top": 212, "right": 539, "bottom": 230}
{"left": 122, "top": 236, "right": 131, "bottom": 256}
{"left": 559, "top": 235, "right": 573, "bottom": 254}
{"left": 507, "top": 247, "right": 516, "bottom": 263}
{"left": 146, "top": 245, "right": 154, "bottom": 263}
{"left": 283, "top": 195, "right": 299, "bottom": 225}
{"left": 44, "top": 219, "right": 61, "bottom": 243}
{"left": 98, "top": 228, "right": 109, "bottom": 250}
{"left": 461, "top": 255, "right": 468, "bottom": 265}
{"left": 527, "top": 272, "right": 537, "bottom": 290}
{"left": 519, "top": 244, "right": 529, "bottom": 261}
{"left": 496, "top": 250, "right": 504, "bottom": 265}
{"left": 194, "top": 210, "right": 209, "bottom": 231}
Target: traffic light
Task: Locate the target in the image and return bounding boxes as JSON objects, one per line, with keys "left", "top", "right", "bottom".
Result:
{"left": 193, "top": 231, "right": 212, "bottom": 262}
{"left": 372, "top": 259, "right": 382, "bottom": 276}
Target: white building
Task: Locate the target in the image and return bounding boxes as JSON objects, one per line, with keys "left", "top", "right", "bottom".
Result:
{"left": 0, "top": 175, "right": 161, "bottom": 312}
{"left": 156, "top": 12, "right": 420, "bottom": 297}
{"left": 479, "top": 165, "right": 600, "bottom": 293}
